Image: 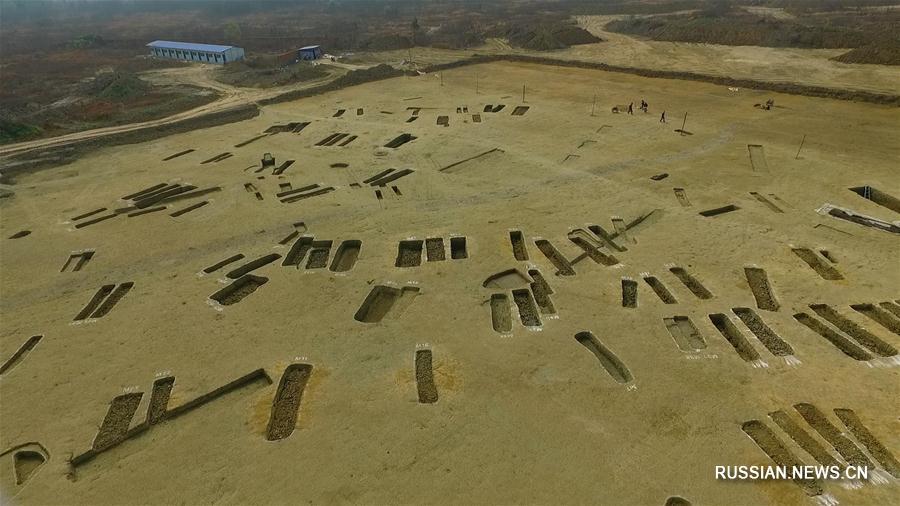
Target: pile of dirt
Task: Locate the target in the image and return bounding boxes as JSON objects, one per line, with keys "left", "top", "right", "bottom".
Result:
{"left": 832, "top": 44, "right": 900, "bottom": 66}
{"left": 501, "top": 22, "right": 601, "bottom": 51}
{"left": 91, "top": 73, "right": 150, "bottom": 101}
{"left": 215, "top": 57, "right": 329, "bottom": 88}
{"left": 332, "top": 64, "right": 408, "bottom": 87}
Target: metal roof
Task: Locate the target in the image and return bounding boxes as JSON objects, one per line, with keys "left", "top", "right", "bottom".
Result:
{"left": 300, "top": 45, "right": 321, "bottom": 51}
{"left": 147, "top": 40, "right": 235, "bottom": 53}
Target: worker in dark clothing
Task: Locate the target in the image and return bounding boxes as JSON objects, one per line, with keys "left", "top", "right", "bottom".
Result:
{"left": 660, "top": 111, "right": 666, "bottom": 123}
{"left": 628, "top": 102, "right": 634, "bottom": 115}
{"left": 641, "top": 99, "right": 648, "bottom": 112}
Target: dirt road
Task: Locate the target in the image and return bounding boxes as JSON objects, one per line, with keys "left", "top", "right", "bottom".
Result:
{"left": 0, "top": 64, "right": 345, "bottom": 158}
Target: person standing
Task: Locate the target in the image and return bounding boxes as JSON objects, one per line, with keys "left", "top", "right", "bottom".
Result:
{"left": 660, "top": 111, "right": 666, "bottom": 123}
{"left": 628, "top": 102, "right": 634, "bottom": 115}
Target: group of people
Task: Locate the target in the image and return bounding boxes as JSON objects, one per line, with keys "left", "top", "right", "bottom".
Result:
{"left": 614, "top": 98, "right": 667, "bottom": 123}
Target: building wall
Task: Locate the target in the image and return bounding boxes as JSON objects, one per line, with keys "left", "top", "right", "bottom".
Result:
{"left": 149, "top": 46, "right": 243, "bottom": 65}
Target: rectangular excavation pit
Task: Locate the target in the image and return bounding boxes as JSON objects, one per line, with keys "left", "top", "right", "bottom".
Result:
{"left": 234, "top": 134, "right": 269, "bottom": 148}
{"left": 793, "top": 312, "right": 872, "bottom": 361}
{"left": 699, "top": 204, "right": 740, "bottom": 217}
{"left": 395, "top": 240, "right": 423, "bottom": 268}
{"left": 741, "top": 420, "right": 822, "bottom": 497}
{"left": 210, "top": 275, "right": 268, "bottom": 306}
{"left": 791, "top": 248, "right": 843, "bottom": 280}
{"left": 201, "top": 152, "right": 232, "bottom": 164}
{"left": 643, "top": 276, "right": 677, "bottom": 304}
{"left": 354, "top": 285, "right": 419, "bottom": 323}
{"left": 425, "top": 238, "right": 445, "bottom": 262}
{"left": 437, "top": 116, "right": 449, "bottom": 126}
{"left": 708, "top": 313, "right": 761, "bottom": 362}
{"left": 368, "top": 169, "right": 413, "bottom": 187}
{"left": 574, "top": 331, "right": 633, "bottom": 384}
{"left": 333, "top": 109, "right": 345, "bottom": 117}
{"left": 663, "top": 316, "right": 706, "bottom": 352}
{"left": 61, "top": 251, "right": 95, "bottom": 272}
{"left": 0, "top": 335, "right": 43, "bottom": 375}
{"left": 491, "top": 104, "right": 505, "bottom": 113}
{"left": 809, "top": 304, "right": 897, "bottom": 357}
{"left": 529, "top": 270, "right": 556, "bottom": 314}
{"left": 744, "top": 267, "right": 779, "bottom": 311}
{"left": 304, "top": 241, "right": 333, "bottom": 270}
{"left": 512, "top": 289, "right": 541, "bottom": 327}
{"left": 170, "top": 201, "right": 208, "bottom": 217}
{"left": 511, "top": 106, "right": 529, "bottom": 116}
{"left": 273, "top": 160, "right": 295, "bottom": 176}
{"left": 794, "top": 403, "right": 873, "bottom": 470}
{"left": 363, "top": 169, "right": 395, "bottom": 184}
{"left": 415, "top": 350, "right": 438, "bottom": 404}
{"left": 75, "top": 213, "right": 118, "bottom": 228}
{"left": 266, "top": 364, "right": 313, "bottom": 441}
{"left": 732, "top": 307, "right": 794, "bottom": 356}
{"left": 450, "top": 237, "right": 467, "bottom": 260}
{"left": 329, "top": 240, "right": 361, "bottom": 272}
{"left": 621, "top": 279, "right": 638, "bottom": 308}
{"left": 490, "top": 294, "right": 512, "bottom": 333}
{"left": 91, "top": 282, "right": 134, "bottom": 318}
{"left": 162, "top": 149, "right": 195, "bottom": 161}
{"left": 821, "top": 205, "right": 900, "bottom": 234}
{"left": 204, "top": 254, "right": 245, "bottom": 274}
{"left": 768, "top": 410, "right": 841, "bottom": 468}
{"left": 833, "top": 408, "right": 900, "bottom": 478}
{"left": 281, "top": 187, "right": 335, "bottom": 204}
{"left": 588, "top": 224, "right": 627, "bottom": 252}
{"left": 127, "top": 206, "right": 167, "bottom": 217}
{"left": 143, "top": 376, "right": 175, "bottom": 425}
{"left": 747, "top": 144, "right": 769, "bottom": 172}
{"left": 92, "top": 393, "right": 143, "bottom": 451}
{"left": 850, "top": 303, "right": 900, "bottom": 336}
{"left": 509, "top": 230, "right": 528, "bottom": 261}
{"left": 568, "top": 235, "right": 618, "bottom": 266}
{"left": 74, "top": 284, "right": 114, "bottom": 320}
{"left": 71, "top": 208, "right": 109, "bottom": 221}
{"left": 673, "top": 188, "right": 691, "bottom": 207}
{"left": 750, "top": 192, "right": 783, "bottom": 213}
{"left": 849, "top": 185, "right": 900, "bottom": 214}
{"left": 122, "top": 182, "right": 168, "bottom": 200}
{"left": 226, "top": 253, "right": 282, "bottom": 279}
{"left": 669, "top": 267, "right": 713, "bottom": 299}
{"left": 384, "top": 133, "right": 417, "bottom": 149}
{"left": 534, "top": 239, "right": 575, "bottom": 276}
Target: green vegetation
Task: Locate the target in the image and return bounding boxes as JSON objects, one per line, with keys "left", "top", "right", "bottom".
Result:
{"left": 0, "top": 118, "right": 42, "bottom": 144}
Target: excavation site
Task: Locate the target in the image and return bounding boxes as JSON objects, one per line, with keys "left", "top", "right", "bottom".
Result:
{"left": 1, "top": 1, "right": 898, "bottom": 505}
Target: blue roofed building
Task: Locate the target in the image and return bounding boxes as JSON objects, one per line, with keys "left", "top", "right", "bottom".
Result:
{"left": 298, "top": 45, "right": 323, "bottom": 61}
{"left": 147, "top": 41, "right": 245, "bottom": 65}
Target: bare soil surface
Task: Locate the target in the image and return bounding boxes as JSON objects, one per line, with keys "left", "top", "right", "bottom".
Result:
{"left": 1, "top": 59, "right": 898, "bottom": 505}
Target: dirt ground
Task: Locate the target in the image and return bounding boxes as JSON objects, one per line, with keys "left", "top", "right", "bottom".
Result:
{"left": 1, "top": 60, "right": 899, "bottom": 505}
